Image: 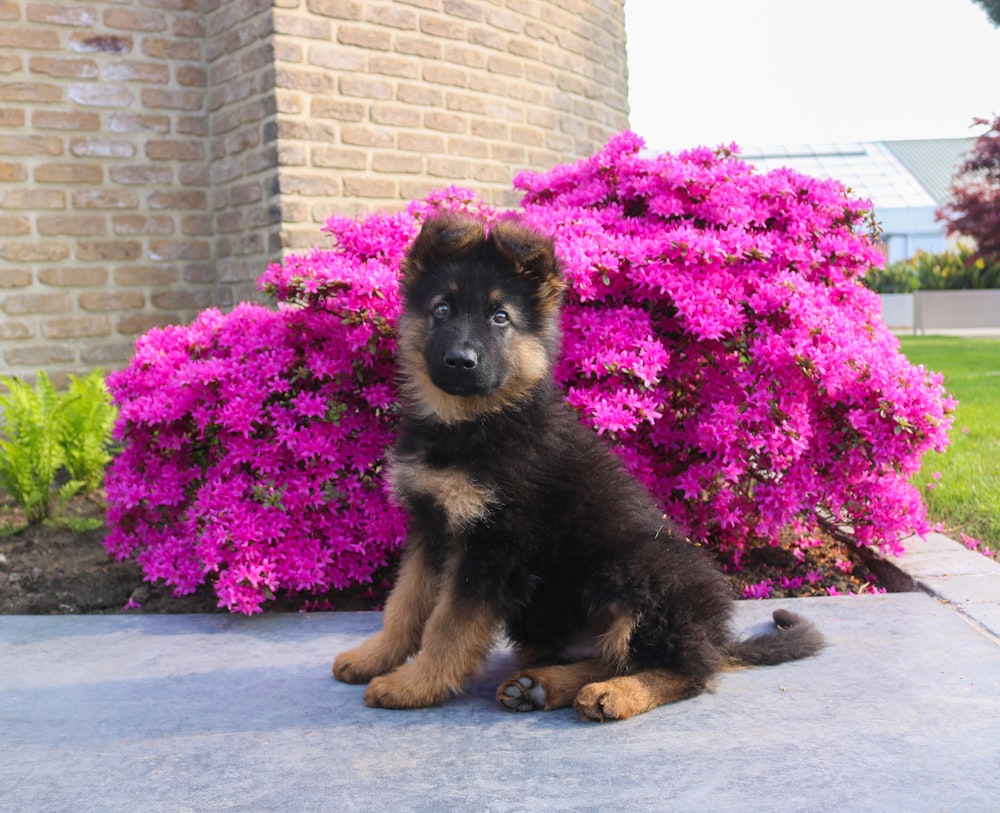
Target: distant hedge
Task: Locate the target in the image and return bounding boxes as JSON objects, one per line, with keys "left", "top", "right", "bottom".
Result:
{"left": 863, "top": 246, "right": 1000, "bottom": 293}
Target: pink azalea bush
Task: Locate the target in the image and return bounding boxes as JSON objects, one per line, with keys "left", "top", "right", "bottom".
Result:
{"left": 106, "top": 132, "right": 954, "bottom": 613}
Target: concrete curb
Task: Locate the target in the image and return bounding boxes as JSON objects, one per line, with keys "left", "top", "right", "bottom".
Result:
{"left": 890, "top": 531, "right": 1000, "bottom": 641}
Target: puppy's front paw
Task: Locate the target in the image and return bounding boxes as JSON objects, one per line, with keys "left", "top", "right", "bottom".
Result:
{"left": 365, "top": 670, "right": 447, "bottom": 710}
{"left": 333, "top": 647, "right": 380, "bottom": 684}
{"left": 574, "top": 681, "right": 635, "bottom": 722}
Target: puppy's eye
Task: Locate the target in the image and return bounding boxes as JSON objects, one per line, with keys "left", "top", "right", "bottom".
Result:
{"left": 491, "top": 309, "right": 510, "bottom": 326}
{"left": 432, "top": 302, "right": 450, "bottom": 320}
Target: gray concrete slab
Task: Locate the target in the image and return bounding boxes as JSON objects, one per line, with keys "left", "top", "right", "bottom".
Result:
{"left": 3, "top": 593, "right": 1000, "bottom": 812}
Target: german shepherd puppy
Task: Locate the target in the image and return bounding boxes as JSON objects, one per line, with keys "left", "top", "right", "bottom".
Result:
{"left": 332, "top": 214, "right": 824, "bottom": 721}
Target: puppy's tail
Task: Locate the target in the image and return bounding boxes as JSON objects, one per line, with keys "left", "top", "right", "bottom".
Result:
{"left": 725, "top": 609, "right": 825, "bottom": 667}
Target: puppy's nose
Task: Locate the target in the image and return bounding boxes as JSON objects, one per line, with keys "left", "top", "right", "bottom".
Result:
{"left": 444, "top": 346, "right": 478, "bottom": 370}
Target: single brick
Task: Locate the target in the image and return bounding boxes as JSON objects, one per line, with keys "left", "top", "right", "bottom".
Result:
{"left": 343, "top": 176, "right": 397, "bottom": 198}
{"left": 116, "top": 312, "right": 178, "bottom": 335}
{"left": 0, "top": 82, "right": 62, "bottom": 104}
{"left": 0, "top": 214, "right": 30, "bottom": 235}
{"left": 102, "top": 61, "right": 171, "bottom": 83}
{"left": 113, "top": 215, "right": 176, "bottom": 236}
{"left": 427, "top": 156, "right": 471, "bottom": 178}
{"left": 76, "top": 240, "right": 142, "bottom": 262}
{"left": 106, "top": 113, "right": 171, "bottom": 134}
{"left": 70, "top": 138, "right": 136, "bottom": 158}
{"left": 104, "top": 8, "right": 168, "bottom": 32}
{"left": 38, "top": 266, "right": 108, "bottom": 287}
{"left": 0, "top": 29, "right": 61, "bottom": 49}
{"left": 396, "top": 82, "right": 443, "bottom": 106}
{"left": 0, "top": 268, "right": 32, "bottom": 287}
{"left": 339, "top": 75, "right": 394, "bottom": 100}
{"left": 143, "top": 38, "right": 200, "bottom": 61}
{"left": 308, "top": 0, "right": 364, "bottom": 20}
{"left": 151, "top": 288, "right": 215, "bottom": 310}
{"left": 372, "top": 153, "right": 423, "bottom": 174}
{"left": 0, "top": 188, "right": 65, "bottom": 209}
{"left": 79, "top": 290, "right": 145, "bottom": 312}
{"left": 67, "top": 33, "right": 133, "bottom": 54}
{"left": 68, "top": 84, "right": 136, "bottom": 108}
{"left": 2, "top": 291, "right": 72, "bottom": 314}
{"left": 0, "top": 162, "right": 28, "bottom": 181}
{"left": 145, "top": 140, "right": 204, "bottom": 161}
{"left": 312, "top": 146, "right": 368, "bottom": 170}
{"left": 43, "top": 315, "right": 113, "bottom": 339}
{"left": 81, "top": 342, "right": 138, "bottom": 364}
{"left": 109, "top": 165, "right": 174, "bottom": 185}
{"left": 311, "top": 97, "right": 367, "bottom": 121}
{"left": 0, "top": 319, "right": 33, "bottom": 340}
{"left": 4, "top": 344, "right": 74, "bottom": 366}
{"left": 35, "top": 163, "right": 104, "bottom": 184}
{"left": 368, "top": 5, "right": 418, "bottom": 29}
{"left": 27, "top": 2, "right": 99, "bottom": 26}
{"left": 141, "top": 87, "right": 204, "bottom": 111}
{"left": 29, "top": 56, "right": 99, "bottom": 79}
{"left": 73, "top": 189, "right": 140, "bottom": 210}
{"left": 114, "top": 265, "right": 178, "bottom": 286}
{"left": 181, "top": 214, "right": 213, "bottom": 235}
{"left": 0, "top": 241, "right": 69, "bottom": 262}
{"left": 398, "top": 131, "right": 445, "bottom": 152}
{"left": 425, "top": 111, "right": 467, "bottom": 133}
{"left": 338, "top": 25, "right": 392, "bottom": 50}
{"left": 371, "top": 104, "right": 422, "bottom": 127}
{"left": 32, "top": 110, "right": 101, "bottom": 130}
{"left": 149, "top": 240, "right": 210, "bottom": 261}
{"left": 37, "top": 214, "right": 107, "bottom": 236}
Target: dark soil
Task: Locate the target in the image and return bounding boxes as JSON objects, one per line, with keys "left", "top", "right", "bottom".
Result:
{"left": 0, "top": 494, "right": 913, "bottom": 616}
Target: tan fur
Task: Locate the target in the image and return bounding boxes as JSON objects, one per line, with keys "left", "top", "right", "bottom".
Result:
{"left": 364, "top": 576, "right": 498, "bottom": 709}
{"left": 573, "top": 670, "right": 702, "bottom": 722}
{"left": 388, "top": 456, "right": 498, "bottom": 531}
{"left": 595, "top": 605, "right": 639, "bottom": 671}
{"left": 332, "top": 540, "right": 439, "bottom": 684}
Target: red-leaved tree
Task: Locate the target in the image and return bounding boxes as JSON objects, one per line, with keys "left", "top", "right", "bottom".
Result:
{"left": 940, "top": 114, "right": 1000, "bottom": 261}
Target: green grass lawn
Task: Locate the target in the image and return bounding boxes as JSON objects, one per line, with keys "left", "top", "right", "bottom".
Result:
{"left": 898, "top": 336, "right": 1000, "bottom": 552}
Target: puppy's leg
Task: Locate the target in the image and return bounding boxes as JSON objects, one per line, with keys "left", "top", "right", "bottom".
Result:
{"left": 365, "top": 580, "right": 496, "bottom": 709}
{"left": 333, "top": 540, "right": 437, "bottom": 684}
{"left": 497, "top": 659, "right": 618, "bottom": 712}
{"left": 574, "top": 669, "right": 705, "bottom": 722}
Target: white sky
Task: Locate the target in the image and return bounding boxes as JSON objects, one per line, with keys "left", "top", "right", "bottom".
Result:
{"left": 625, "top": 0, "right": 1000, "bottom": 151}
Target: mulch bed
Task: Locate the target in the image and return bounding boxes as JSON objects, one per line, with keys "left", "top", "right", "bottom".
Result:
{"left": 0, "top": 494, "right": 913, "bottom": 615}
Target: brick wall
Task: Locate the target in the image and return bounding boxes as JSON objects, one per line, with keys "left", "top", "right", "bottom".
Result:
{"left": 0, "top": 0, "right": 628, "bottom": 383}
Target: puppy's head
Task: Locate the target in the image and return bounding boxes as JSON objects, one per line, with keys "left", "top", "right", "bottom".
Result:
{"left": 397, "top": 214, "right": 564, "bottom": 423}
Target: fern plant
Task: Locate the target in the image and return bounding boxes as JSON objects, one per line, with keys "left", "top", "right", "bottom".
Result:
{"left": 61, "top": 371, "right": 118, "bottom": 496}
{"left": 0, "top": 369, "right": 118, "bottom": 525}
{"left": 0, "top": 372, "right": 67, "bottom": 524}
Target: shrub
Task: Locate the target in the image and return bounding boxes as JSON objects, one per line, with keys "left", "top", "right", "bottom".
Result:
{"left": 940, "top": 113, "right": 1000, "bottom": 262}
{"left": 106, "top": 134, "right": 954, "bottom": 612}
{"left": 861, "top": 261, "right": 920, "bottom": 293}
{"left": 515, "top": 133, "right": 953, "bottom": 563}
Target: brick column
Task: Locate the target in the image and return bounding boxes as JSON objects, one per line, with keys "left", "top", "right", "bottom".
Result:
{"left": 0, "top": 0, "right": 628, "bottom": 382}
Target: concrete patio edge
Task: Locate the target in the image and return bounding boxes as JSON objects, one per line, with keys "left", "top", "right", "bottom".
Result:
{"left": 890, "top": 531, "right": 1000, "bottom": 641}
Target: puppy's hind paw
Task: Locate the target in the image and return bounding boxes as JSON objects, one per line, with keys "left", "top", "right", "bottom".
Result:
{"left": 497, "top": 675, "right": 548, "bottom": 712}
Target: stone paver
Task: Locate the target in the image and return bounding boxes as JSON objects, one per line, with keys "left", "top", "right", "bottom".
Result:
{"left": 3, "top": 591, "right": 1000, "bottom": 812}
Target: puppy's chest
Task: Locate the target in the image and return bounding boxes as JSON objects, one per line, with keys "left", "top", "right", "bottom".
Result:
{"left": 387, "top": 448, "right": 500, "bottom": 532}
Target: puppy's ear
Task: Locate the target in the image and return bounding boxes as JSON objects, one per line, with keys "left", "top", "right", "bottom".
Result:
{"left": 490, "top": 219, "right": 564, "bottom": 295}
{"left": 402, "top": 214, "right": 486, "bottom": 283}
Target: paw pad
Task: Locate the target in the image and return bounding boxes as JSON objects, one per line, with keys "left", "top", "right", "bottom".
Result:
{"left": 498, "top": 675, "right": 547, "bottom": 711}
